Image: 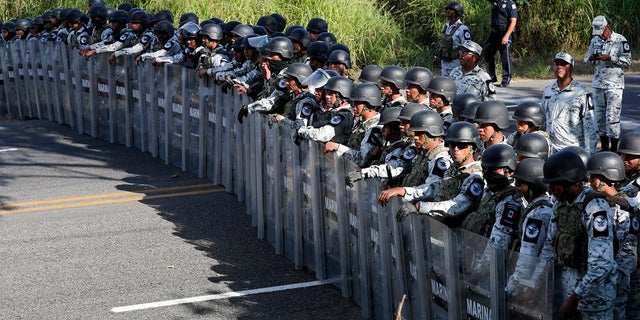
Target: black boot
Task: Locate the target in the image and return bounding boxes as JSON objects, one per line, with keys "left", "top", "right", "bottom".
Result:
{"left": 600, "top": 136, "right": 610, "bottom": 151}
{"left": 611, "top": 138, "right": 619, "bottom": 153}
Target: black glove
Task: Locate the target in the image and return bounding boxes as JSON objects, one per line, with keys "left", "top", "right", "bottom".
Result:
{"left": 345, "top": 171, "right": 363, "bottom": 188}
{"left": 395, "top": 202, "right": 416, "bottom": 223}
{"left": 237, "top": 105, "right": 249, "bottom": 123}
{"left": 293, "top": 132, "right": 303, "bottom": 145}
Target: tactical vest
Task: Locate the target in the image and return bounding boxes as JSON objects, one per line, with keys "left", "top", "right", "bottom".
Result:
{"left": 347, "top": 120, "right": 367, "bottom": 150}
{"left": 282, "top": 92, "right": 315, "bottom": 121}
{"left": 435, "top": 162, "right": 482, "bottom": 202}
{"left": 510, "top": 198, "right": 553, "bottom": 252}
{"left": 401, "top": 144, "right": 447, "bottom": 187}
{"left": 553, "top": 190, "right": 605, "bottom": 272}
{"left": 437, "top": 23, "right": 464, "bottom": 61}
{"left": 461, "top": 185, "right": 516, "bottom": 237}
{"left": 89, "top": 24, "right": 109, "bottom": 45}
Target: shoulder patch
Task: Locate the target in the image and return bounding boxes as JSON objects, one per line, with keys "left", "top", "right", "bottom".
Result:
{"left": 592, "top": 211, "right": 609, "bottom": 237}
{"left": 631, "top": 216, "right": 640, "bottom": 235}
{"left": 499, "top": 201, "right": 522, "bottom": 229}
{"left": 466, "top": 178, "right": 484, "bottom": 199}
{"left": 523, "top": 218, "right": 543, "bottom": 243}
{"left": 119, "top": 34, "right": 127, "bottom": 42}
{"left": 163, "top": 42, "right": 173, "bottom": 49}
{"left": 432, "top": 157, "right": 448, "bottom": 177}
{"left": 623, "top": 41, "right": 630, "bottom": 53}
{"left": 330, "top": 114, "right": 345, "bottom": 126}
{"left": 278, "top": 78, "right": 287, "bottom": 89}
{"left": 301, "top": 104, "right": 313, "bottom": 117}
{"left": 402, "top": 147, "right": 417, "bottom": 161}
{"left": 586, "top": 93, "right": 594, "bottom": 110}
{"left": 141, "top": 35, "right": 150, "bottom": 44}
{"left": 79, "top": 36, "right": 88, "bottom": 45}
{"left": 463, "top": 30, "right": 471, "bottom": 40}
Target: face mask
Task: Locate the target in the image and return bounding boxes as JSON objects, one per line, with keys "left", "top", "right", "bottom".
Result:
{"left": 484, "top": 171, "right": 511, "bottom": 192}
{"left": 268, "top": 59, "right": 289, "bottom": 73}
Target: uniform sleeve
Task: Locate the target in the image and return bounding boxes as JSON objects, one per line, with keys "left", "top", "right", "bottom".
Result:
{"left": 574, "top": 199, "right": 617, "bottom": 299}
{"left": 297, "top": 125, "right": 335, "bottom": 143}
{"left": 581, "top": 94, "right": 599, "bottom": 154}
{"left": 612, "top": 36, "right": 632, "bottom": 68}
{"left": 418, "top": 174, "right": 484, "bottom": 218}
{"left": 403, "top": 155, "right": 451, "bottom": 202}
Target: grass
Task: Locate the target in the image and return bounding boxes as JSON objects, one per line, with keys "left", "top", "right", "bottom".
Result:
{"left": 0, "top": 0, "right": 638, "bottom": 79}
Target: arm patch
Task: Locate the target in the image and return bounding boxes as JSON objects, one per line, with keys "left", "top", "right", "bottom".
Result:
{"left": 523, "top": 218, "right": 543, "bottom": 243}
{"left": 329, "top": 114, "right": 345, "bottom": 126}
{"left": 623, "top": 41, "right": 630, "bottom": 53}
{"left": 592, "top": 211, "right": 609, "bottom": 237}
{"left": 630, "top": 216, "right": 640, "bottom": 235}
{"left": 465, "top": 177, "right": 484, "bottom": 199}
{"left": 431, "top": 157, "right": 448, "bottom": 177}
{"left": 401, "top": 147, "right": 417, "bottom": 161}
{"left": 499, "top": 201, "right": 522, "bottom": 229}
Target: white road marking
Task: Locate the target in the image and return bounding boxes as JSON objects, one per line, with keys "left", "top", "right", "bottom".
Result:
{"left": 0, "top": 148, "right": 18, "bottom": 152}
{"left": 111, "top": 279, "right": 338, "bottom": 313}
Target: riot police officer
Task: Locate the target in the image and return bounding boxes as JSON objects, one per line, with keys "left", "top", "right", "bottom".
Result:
{"left": 379, "top": 65, "right": 407, "bottom": 110}
{"left": 425, "top": 76, "right": 456, "bottom": 133}
{"left": 474, "top": 100, "right": 510, "bottom": 148}
{"left": 506, "top": 101, "right": 549, "bottom": 148}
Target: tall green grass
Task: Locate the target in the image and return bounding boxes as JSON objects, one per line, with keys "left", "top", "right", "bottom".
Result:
{"left": 1, "top": 0, "right": 638, "bottom": 78}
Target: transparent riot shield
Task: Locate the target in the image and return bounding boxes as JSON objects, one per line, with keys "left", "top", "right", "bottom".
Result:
{"left": 505, "top": 248, "right": 553, "bottom": 319}
{"left": 364, "top": 177, "right": 393, "bottom": 320}
{"left": 345, "top": 160, "right": 371, "bottom": 318}
{"left": 261, "top": 118, "right": 282, "bottom": 249}
{"left": 95, "top": 53, "right": 112, "bottom": 141}
{"left": 32, "top": 41, "right": 50, "bottom": 120}
{"left": 402, "top": 212, "right": 429, "bottom": 319}
{"left": 70, "top": 50, "right": 89, "bottom": 134}
{"left": 113, "top": 56, "right": 129, "bottom": 146}
{"left": 127, "top": 56, "right": 144, "bottom": 150}
{"left": 220, "top": 86, "right": 234, "bottom": 190}
{"left": 5, "top": 44, "right": 20, "bottom": 119}
{"left": 184, "top": 68, "right": 200, "bottom": 174}
{"left": 459, "top": 229, "right": 506, "bottom": 320}
{"left": 300, "top": 140, "right": 325, "bottom": 277}
{"left": 168, "top": 65, "right": 186, "bottom": 170}
{"left": 45, "top": 43, "right": 64, "bottom": 124}
{"left": 59, "top": 45, "right": 75, "bottom": 128}
{"left": 195, "top": 77, "right": 208, "bottom": 178}
{"left": 0, "top": 45, "right": 9, "bottom": 118}
{"left": 385, "top": 198, "right": 409, "bottom": 318}
{"left": 251, "top": 112, "right": 265, "bottom": 228}
{"left": 281, "top": 122, "right": 299, "bottom": 262}
{"left": 425, "top": 217, "right": 463, "bottom": 320}
{"left": 145, "top": 60, "right": 161, "bottom": 157}
{"left": 13, "top": 41, "right": 30, "bottom": 119}
{"left": 158, "top": 63, "right": 174, "bottom": 164}
{"left": 25, "top": 41, "right": 42, "bottom": 119}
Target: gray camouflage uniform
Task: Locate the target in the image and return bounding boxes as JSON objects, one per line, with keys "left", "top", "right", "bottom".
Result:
{"left": 336, "top": 114, "right": 381, "bottom": 167}
{"left": 438, "top": 19, "right": 471, "bottom": 77}
{"left": 402, "top": 147, "right": 452, "bottom": 201}
{"left": 541, "top": 79, "right": 599, "bottom": 153}
{"left": 537, "top": 189, "right": 618, "bottom": 317}
{"left": 583, "top": 31, "right": 631, "bottom": 139}
{"left": 449, "top": 65, "right": 496, "bottom": 101}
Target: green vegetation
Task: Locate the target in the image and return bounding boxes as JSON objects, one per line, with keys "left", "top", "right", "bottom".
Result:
{"left": 1, "top": 0, "right": 638, "bottom": 79}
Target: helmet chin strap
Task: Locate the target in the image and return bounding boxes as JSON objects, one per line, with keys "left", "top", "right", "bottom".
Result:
{"left": 454, "top": 149, "right": 472, "bottom": 164}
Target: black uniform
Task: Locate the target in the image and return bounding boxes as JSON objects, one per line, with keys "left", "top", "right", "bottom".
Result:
{"left": 484, "top": 0, "right": 518, "bottom": 86}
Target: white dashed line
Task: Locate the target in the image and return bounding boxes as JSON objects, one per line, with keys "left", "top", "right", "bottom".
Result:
{"left": 111, "top": 279, "right": 338, "bottom": 313}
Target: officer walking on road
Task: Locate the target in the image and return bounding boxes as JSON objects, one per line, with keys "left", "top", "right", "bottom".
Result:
{"left": 484, "top": 0, "right": 518, "bottom": 88}
{"left": 583, "top": 15, "right": 632, "bottom": 152}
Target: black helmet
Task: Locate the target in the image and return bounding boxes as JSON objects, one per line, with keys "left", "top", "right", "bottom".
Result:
{"left": 398, "top": 102, "right": 429, "bottom": 121}
{"left": 231, "top": 24, "right": 254, "bottom": 37}
{"left": 323, "top": 76, "right": 353, "bottom": 99}
{"left": 179, "top": 22, "right": 201, "bottom": 39}
{"left": 287, "top": 28, "right": 311, "bottom": 49}
{"left": 306, "top": 17, "right": 328, "bottom": 34}
{"left": 587, "top": 151, "right": 626, "bottom": 182}
{"left": 307, "top": 41, "right": 329, "bottom": 60}
{"left": 459, "top": 101, "right": 481, "bottom": 121}
{"left": 267, "top": 36, "right": 294, "bottom": 59}
{"left": 452, "top": 93, "right": 479, "bottom": 119}
{"left": 561, "top": 146, "right": 590, "bottom": 168}
{"left": 152, "top": 10, "right": 173, "bottom": 24}
{"left": 378, "top": 107, "right": 402, "bottom": 125}
{"left": 154, "top": 20, "right": 174, "bottom": 36}
{"left": 327, "top": 49, "right": 351, "bottom": 69}
{"left": 328, "top": 43, "right": 350, "bottom": 55}
{"left": 284, "top": 62, "right": 313, "bottom": 85}
{"left": 105, "top": 7, "right": 116, "bottom": 19}
{"left": 51, "top": 8, "right": 62, "bottom": 20}
{"left": 482, "top": 144, "right": 517, "bottom": 171}
{"left": 445, "top": 121, "right": 480, "bottom": 147}
{"left": 409, "top": 110, "right": 445, "bottom": 136}
{"left": 474, "top": 100, "right": 509, "bottom": 130}
{"left": 270, "top": 13, "right": 287, "bottom": 32}
{"left": 2, "top": 21, "right": 16, "bottom": 35}
{"left": 514, "top": 158, "right": 547, "bottom": 192}
{"left": 33, "top": 15, "right": 44, "bottom": 27}
{"left": 350, "top": 83, "right": 381, "bottom": 107}
{"left": 87, "top": 0, "right": 104, "bottom": 6}
{"left": 117, "top": 2, "right": 133, "bottom": 12}
{"left": 404, "top": 67, "right": 433, "bottom": 92}
{"left": 317, "top": 31, "right": 337, "bottom": 45}
{"left": 15, "top": 18, "right": 32, "bottom": 31}
{"left": 233, "top": 36, "right": 245, "bottom": 50}
{"left": 617, "top": 132, "right": 640, "bottom": 156}
{"left": 199, "top": 23, "right": 223, "bottom": 41}
{"left": 252, "top": 25, "right": 267, "bottom": 36}
{"left": 66, "top": 9, "right": 84, "bottom": 24}
{"left": 284, "top": 25, "right": 304, "bottom": 36}
{"left": 513, "top": 101, "right": 545, "bottom": 128}
{"left": 380, "top": 65, "right": 407, "bottom": 90}
{"left": 179, "top": 12, "right": 199, "bottom": 27}
{"left": 89, "top": 4, "right": 109, "bottom": 20}
{"left": 543, "top": 149, "right": 587, "bottom": 184}
{"left": 257, "top": 15, "right": 278, "bottom": 34}
{"left": 426, "top": 76, "right": 456, "bottom": 104}
{"left": 129, "top": 10, "right": 150, "bottom": 27}
{"left": 223, "top": 20, "right": 240, "bottom": 35}
{"left": 514, "top": 133, "right": 549, "bottom": 160}
{"left": 42, "top": 12, "right": 53, "bottom": 23}
{"left": 359, "top": 64, "right": 383, "bottom": 84}
{"left": 445, "top": 2, "right": 464, "bottom": 17}
{"left": 110, "top": 10, "right": 129, "bottom": 24}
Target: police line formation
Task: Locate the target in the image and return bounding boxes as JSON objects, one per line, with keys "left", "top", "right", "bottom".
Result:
{"left": 1, "top": 0, "right": 637, "bottom": 319}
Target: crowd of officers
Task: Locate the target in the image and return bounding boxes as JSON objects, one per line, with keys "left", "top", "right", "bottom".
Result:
{"left": 0, "top": 1, "right": 636, "bottom": 319}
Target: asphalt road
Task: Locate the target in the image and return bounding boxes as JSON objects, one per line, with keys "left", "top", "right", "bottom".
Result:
{"left": 0, "top": 120, "right": 363, "bottom": 320}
